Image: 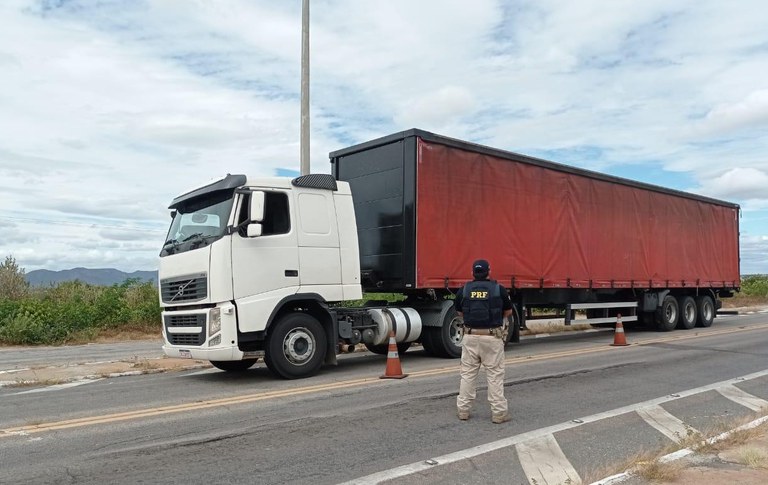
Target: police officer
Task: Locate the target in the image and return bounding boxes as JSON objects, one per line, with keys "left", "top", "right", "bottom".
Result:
{"left": 454, "top": 259, "right": 513, "bottom": 423}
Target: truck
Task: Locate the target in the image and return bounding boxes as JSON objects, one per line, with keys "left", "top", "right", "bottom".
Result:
{"left": 158, "top": 128, "right": 741, "bottom": 379}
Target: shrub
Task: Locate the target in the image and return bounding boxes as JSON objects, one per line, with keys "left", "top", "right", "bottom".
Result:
{"left": 0, "top": 255, "right": 29, "bottom": 300}
{"left": 741, "top": 275, "right": 768, "bottom": 298}
{"left": 0, "top": 279, "right": 161, "bottom": 345}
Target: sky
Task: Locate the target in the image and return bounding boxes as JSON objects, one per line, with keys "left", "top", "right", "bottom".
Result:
{"left": 1, "top": 0, "right": 767, "bottom": 274}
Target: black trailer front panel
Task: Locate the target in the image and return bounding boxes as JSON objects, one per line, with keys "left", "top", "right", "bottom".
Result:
{"left": 331, "top": 136, "right": 417, "bottom": 292}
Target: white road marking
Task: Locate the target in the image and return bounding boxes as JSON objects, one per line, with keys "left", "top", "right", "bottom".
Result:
{"left": 517, "top": 434, "right": 582, "bottom": 485}
{"left": 716, "top": 384, "right": 768, "bottom": 412}
{"left": 0, "top": 368, "right": 30, "bottom": 375}
{"left": 339, "top": 368, "right": 768, "bottom": 485}
{"left": 11, "top": 378, "right": 103, "bottom": 395}
{"left": 184, "top": 369, "right": 219, "bottom": 377}
{"left": 636, "top": 405, "right": 698, "bottom": 442}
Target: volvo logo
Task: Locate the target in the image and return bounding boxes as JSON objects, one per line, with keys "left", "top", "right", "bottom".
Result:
{"left": 171, "top": 279, "right": 194, "bottom": 302}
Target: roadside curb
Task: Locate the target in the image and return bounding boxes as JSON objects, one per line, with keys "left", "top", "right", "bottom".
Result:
{"left": 0, "top": 359, "right": 211, "bottom": 388}
{"left": 590, "top": 415, "right": 768, "bottom": 485}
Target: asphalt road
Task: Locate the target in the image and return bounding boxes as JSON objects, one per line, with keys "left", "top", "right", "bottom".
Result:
{"left": 0, "top": 340, "right": 163, "bottom": 369}
{"left": 1, "top": 313, "right": 767, "bottom": 485}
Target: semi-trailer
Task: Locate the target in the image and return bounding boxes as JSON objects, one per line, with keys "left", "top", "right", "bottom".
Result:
{"left": 159, "top": 129, "right": 740, "bottom": 379}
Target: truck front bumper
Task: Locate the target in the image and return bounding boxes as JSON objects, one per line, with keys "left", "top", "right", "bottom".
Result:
{"left": 162, "top": 344, "right": 247, "bottom": 361}
{"left": 162, "top": 302, "right": 259, "bottom": 362}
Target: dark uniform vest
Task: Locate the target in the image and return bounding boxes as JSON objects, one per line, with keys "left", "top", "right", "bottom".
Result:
{"left": 461, "top": 280, "right": 503, "bottom": 328}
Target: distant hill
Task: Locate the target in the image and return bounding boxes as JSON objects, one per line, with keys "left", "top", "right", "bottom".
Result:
{"left": 26, "top": 268, "right": 158, "bottom": 287}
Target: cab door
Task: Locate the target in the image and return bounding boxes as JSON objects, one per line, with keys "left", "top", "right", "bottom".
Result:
{"left": 230, "top": 190, "right": 299, "bottom": 333}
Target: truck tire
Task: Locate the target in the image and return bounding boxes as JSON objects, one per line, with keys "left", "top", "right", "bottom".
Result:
{"left": 364, "top": 342, "right": 411, "bottom": 355}
{"left": 264, "top": 313, "right": 326, "bottom": 379}
{"left": 655, "top": 295, "right": 679, "bottom": 331}
{"left": 677, "top": 296, "right": 697, "bottom": 330}
{"left": 423, "top": 307, "right": 463, "bottom": 358}
{"left": 695, "top": 295, "right": 715, "bottom": 327}
{"left": 210, "top": 359, "right": 258, "bottom": 372}
{"left": 506, "top": 306, "right": 521, "bottom": 344}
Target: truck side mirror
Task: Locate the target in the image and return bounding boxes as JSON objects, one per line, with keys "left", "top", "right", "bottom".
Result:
{"left": 250, "top": 191, "right": 265, "bottom": 222}
{"left": 247, "top": 223, "right": 263, "bottom": 237}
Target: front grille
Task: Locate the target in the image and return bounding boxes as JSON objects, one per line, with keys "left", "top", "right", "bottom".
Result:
{"left": 161, "top": 273, "right": 208, "bottom": 303}
{"left": 164, "top": 313, "right": 206, "bottom": 346}
{"left": 165, "top": 314, "right": 206, "bottom": 327}
{"left": 168, "top": 333, "right": 205, "bottom": 346}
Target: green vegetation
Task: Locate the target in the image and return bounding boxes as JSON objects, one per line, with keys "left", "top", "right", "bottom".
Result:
{"left": 727, "top": 274, "right": 768, "bottom": 307}
{"left": 1, "top": 252, "right": 767, "bottom": 346}
{"left": 338, "top": 293, "right": 407, "bottom": 308}
{"left": 0, "top": 256, "right": 160, "bottom": 345}
{"left": 741, "top": 275, "right": 768, "bottom": 298}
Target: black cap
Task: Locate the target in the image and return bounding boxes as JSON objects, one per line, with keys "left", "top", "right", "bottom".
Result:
{"left": 472, "top": 259, "right": 490, "bottom": 277}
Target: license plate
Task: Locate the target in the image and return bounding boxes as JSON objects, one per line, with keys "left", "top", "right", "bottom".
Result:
{"left": 179, "top": 350, "right": 192, "bottom": 359}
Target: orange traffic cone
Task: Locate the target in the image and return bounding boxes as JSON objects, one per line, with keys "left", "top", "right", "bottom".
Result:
{"left": 380, "top": 331, "right": 408, "bottom": 379}
{"left": 611, "top": 314, "right": 629, "bottom": 346}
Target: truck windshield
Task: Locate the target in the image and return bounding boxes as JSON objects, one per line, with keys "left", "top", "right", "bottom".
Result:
{"left": 160, "top": 191, "right": 234, "bottom": 257}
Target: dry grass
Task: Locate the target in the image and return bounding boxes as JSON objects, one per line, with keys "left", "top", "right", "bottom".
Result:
{"left": 128, "top": 358, "right": 160, "bottom": 371}
{"left": 93, "top": 324, "right": 161, "bottom": 343}
{"left": 582, "top": 447, "right": 685, "bottom": 484}
{"left": 633, "top": 459, "right": 685, "bottom": 482}
{"left": 583, "top": 412, "right": 768, "bottom": 483}
{"left": 721, "top": 295, "right": 768, "bottom": 308}
{"left": 697, "top": 416, "right": 768, "bottom": 454}
{"left": 6, "top": 377, "right": 69, "bottom": 388}
{"left": 735, "top": 447, "right": 768, "bottom": 468}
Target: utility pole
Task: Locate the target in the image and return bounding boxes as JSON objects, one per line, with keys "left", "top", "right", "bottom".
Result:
{"left": 300, "top": 0, "right": 310, "bottom": 175}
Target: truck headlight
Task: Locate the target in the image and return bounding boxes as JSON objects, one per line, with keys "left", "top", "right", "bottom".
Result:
{"left": 209, "top": 308, "right": 221, "bottom": 336}
{"left": 208, "top": 334, "right": 221, "bottom": 347}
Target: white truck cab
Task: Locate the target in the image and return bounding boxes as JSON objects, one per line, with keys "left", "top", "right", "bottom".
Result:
{"left": 159, "top": 174, "right": 367, "bottom": 378}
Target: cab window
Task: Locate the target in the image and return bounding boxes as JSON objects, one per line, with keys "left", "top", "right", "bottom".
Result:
{"left": 237, "top": 192, "right": 290, "bottom": 236}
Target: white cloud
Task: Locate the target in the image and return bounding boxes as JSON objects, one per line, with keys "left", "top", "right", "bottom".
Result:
{"left": 695, "top": 167, "right": 768, "bottom": 201}
{"left": 696, "top": 90, "right": 768, "bottom": 135}
{"left": 0, "top": 0, "right": 767, "bottom": 273}
{"left": 394, "top": 86, "right": 477, "bottom": 130}
{"left": 740, "top": 234, "right": 768, "bottom": 274}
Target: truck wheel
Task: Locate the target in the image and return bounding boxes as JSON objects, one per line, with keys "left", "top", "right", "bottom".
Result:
{"left": 364, "top": 342, "right": 411, "bottom": 355}
{"left": 695, "top": 296, "right": 714, "bottom": 327}
{"left": 420, "top": 326, "right": 439, "bottom": 356}
{"left": 507, "top": 306, "right": 521, "bottom": 344}
{"left": 264, "top": 313, "right": 326, "bottom": 379}
{"left": 655, "top": 295, "right": 679, "bottom": 331}
{"left": 677, "top": 296, "right": 697, "bottom": 330}
{"left": 210, "top": 359, "right": 258, "bottom": 372}
{"left": 426, "top": 307, "right": 463, "bottom": 358}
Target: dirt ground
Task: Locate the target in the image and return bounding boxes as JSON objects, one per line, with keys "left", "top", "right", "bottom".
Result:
{"left": 623, "top": 427, "right": 768, "bottom": 485}
{"left": 0, "top": 355, "right": 210, "bottom": 387}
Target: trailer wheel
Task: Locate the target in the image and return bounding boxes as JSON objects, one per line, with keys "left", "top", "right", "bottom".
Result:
{"left": 264, "top": 313, "right": 326, "bottom": 379}
{"left": 655, "top": 295, "right": 679, "bottom": 331}
{"left": 676, "top": 296, "right": 697, "bottom": 329}
{"left": 423, "top": 307, "right": 463, "bottom": 358}
{"left": 210, "top": 359, "right": 258, "bottom": 372}
{"left": 364, "top": 342, "right": 411, "bottom": 355}
{"left": 695, "top": 296, "right": 715, "bottom": 327}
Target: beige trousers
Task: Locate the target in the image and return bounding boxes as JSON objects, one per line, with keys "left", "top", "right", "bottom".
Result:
{"left": 457, "top": 333, "right": 507, "bottom": 415}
